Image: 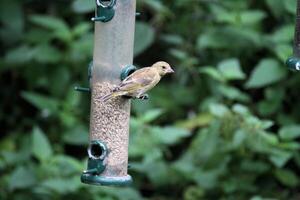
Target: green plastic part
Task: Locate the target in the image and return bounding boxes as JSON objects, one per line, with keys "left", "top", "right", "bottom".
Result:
{"left": 81, "top": 140, "right": 132, "bottom": 186}
{"left": 88, "top": 140, "right": 107, "bottom": 160}
{"left": 85, "top": 157, "right": 106, "bottom": 174}
{"left": 88, "top": 61, "right": 93, "bottom": 82}
{"left": 92, "top": 0, "right": 116, "bottom": 22}
{"left": 74, "top": 61, "right": 93, "bottom": 93}
{"left": 81, "top": 140, "right": 107, "bottom": 176}
{"left": 120, "top": 65, "right": 137, "bottom": 80}
{"left": 74, "top": 86, "right": 90, "bottom": 93}
{"left": 286, "top": 57, "right": 300, "bottom": 71}
{"left": 81, "top": 174, "right": 132, "bottom": 186}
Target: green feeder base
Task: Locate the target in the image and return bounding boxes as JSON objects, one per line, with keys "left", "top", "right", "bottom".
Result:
{"left": 81, "top": 173, "right": 132, "bottom": 186}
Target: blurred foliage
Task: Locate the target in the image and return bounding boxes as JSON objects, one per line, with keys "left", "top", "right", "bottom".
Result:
{"left": 1, "top": 0, "right": 300, "bottom": 199}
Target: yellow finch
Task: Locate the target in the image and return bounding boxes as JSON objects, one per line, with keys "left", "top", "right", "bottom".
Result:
{"left": 101, "top": 61, "right": 174, "bottom": 102}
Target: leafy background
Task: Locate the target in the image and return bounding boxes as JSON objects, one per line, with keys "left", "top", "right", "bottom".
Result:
{"left": 1, "top": 0, "right": 300, "bottom": 199}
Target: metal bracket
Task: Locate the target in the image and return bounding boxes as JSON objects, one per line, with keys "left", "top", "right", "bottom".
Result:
{"left": 74, "top": 86, "right": 90, "bottom": 93}
{"left": 75, "top": 61, "right": 93, "bottom": 93}
{"left": 92, "top": 0, "right": 116, "bottom": 22}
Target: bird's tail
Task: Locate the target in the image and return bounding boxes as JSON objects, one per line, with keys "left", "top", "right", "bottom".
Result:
{"left": 100, "top": 91, "right": 126, "bottom": 102}
{"left": 100, "top": 93, "right": 115, "bottom": 102}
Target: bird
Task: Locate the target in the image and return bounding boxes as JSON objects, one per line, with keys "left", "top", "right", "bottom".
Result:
{"left": 100, "top": 61, "right": 174, "bottom": 102}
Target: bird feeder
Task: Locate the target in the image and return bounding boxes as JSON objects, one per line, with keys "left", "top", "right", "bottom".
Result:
{"left": 78, "top": 0, "right": 137, "bottom": 186}
{"left": 286, "top": 0, "right": 300, "bottom": 70}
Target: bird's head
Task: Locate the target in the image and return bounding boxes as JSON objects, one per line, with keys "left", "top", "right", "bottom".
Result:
{"left": 152, "top": 61, "right": 174, "bottom": 76}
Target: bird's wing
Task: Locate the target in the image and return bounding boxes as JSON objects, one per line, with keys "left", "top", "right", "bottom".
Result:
{"left": 116, "top": 67, "right": 157, "bottom": 92}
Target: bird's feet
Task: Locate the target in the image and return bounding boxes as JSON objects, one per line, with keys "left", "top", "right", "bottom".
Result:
{"left": 122, "top": 94, "right": 149, "bottom": 100}
{"left": 138, "top": 94, "right": 149, "bottom": 100}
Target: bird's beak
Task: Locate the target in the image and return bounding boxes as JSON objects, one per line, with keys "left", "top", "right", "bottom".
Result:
{"left": 168, "top": 68, "right": 175, "bottom": 73}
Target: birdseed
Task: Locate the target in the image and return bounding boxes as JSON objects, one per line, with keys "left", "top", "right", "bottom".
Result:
{"left": 90, "top": 81, "right": 131, "bottom": 177}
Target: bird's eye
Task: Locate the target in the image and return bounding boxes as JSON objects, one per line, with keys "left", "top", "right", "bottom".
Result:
{"left": 162, "top": 66, "right": 166, "bottom": 69}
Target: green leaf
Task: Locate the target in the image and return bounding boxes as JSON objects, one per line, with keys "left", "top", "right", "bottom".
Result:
{"left": 134, "top": 22, "right": 155, "bottom": 56}
{"left": 232, "top": 104, "right": 251, "bottom": 116}
{"left": 232, "top": 130, "right": 247, "bottom": 147}
{"left": 260, "top": 132, "right": 278, "bottom": 145}
{"left": 169, "top": 49, "right": 188, "bottom": 60}
{"left": 250, "top": 196, "right": 272, "bottom": 200}
{"left": 241, "top": 160, "right": 270, "bottom": 174}
{"left": 184, "top": 186, "right": 205, "bottom": 200}
{"left": 245, "top": 59, "right": 286, "bottom": 88}
{"left": 190, "top": 122, "right": 220, "bottom": 160}
{"left": 217, "top": 85, "right": 250, "bottom": 102}
{"left": 49, "top": 67, "right": 71, "bottom": 96}
{"left": 33, "top": 44, "right": 62, "bottom": 63}
{"left": 218, "top": 58, "right": 246, "bottom": 80}
{"left": 0, "top": 0, "right": 24, "bottom": 43}
{"left": 142, "top": 0, "right": 168, "bottom": 13}
{"left": 63, "top": 126, "right": 89, "bottom": 145}
{"left": 32, "top": 127, "right": 53, "bottom": 161}
{"left": 258, "top": 87, "right": 284, "bottom": 116}
{"left": 211, "top": 5, "right": 236, "bottom": 24}
{"left": 279, "top": 142, "right": 300, "bottom": 150}
{"left": 273, "top": 44, "right": 292, "bottom": 62}
{"left": 199, "top": 66, "right": 225, "bottom": 82}
{"left": 30, "top": 15, "right": 68, "bottom": 30}
{"left": 265, "top": 0, "right": 285, "bottom": 17}
{"left": 239, "top": 10, "right": 266, "bottom": 25}
{"left": 29, "top": 15, "right": 71, "bottom": 42}
{"left": 197, "top": 31, "right": 228, "bottom": 49}
{"left": 209, "top": 103, "right": 230, "bottom": 117}
{"left": 72, "top": 22, "right": 91, "bottom": 37}
{"left": 5, "top": 45, "right": 35, "bottom": 64}
{"left": 72, "top": 0, "right": 94, "bottom": 13}
{"left": 104, "top": 187, "right": 144, "bottom": 200}
{"left": 279, "top": 125, "right": 300, "bottom": 140}
{"left": 284, "top": 0, "right": 297, "bottom": 14}
{"left": 41, "top": 177, "right": 81, "bottom": 194}
{"left": 274, "top": 169, "right": 299, "bottom": 187}
{"left": 197, "top": 27, "right": 261, "bottom": 50}
{"left": 160, "top": 34, "right": 184, "bottom": 45}
{"left": 193, "top": 169, "right": 219, "bottom": 189}
{"left": 137, "top": 160, "right": 170, "bottom": 186}
{"left": 49, "top": 155, "right": 83, "bottom": 176}
{"left": 270, "top": 24, "right": 294, "bottom": 43}
{"left": 152, "top": 126, "right": 190, "bottom": 145}
{"left": 139, "top": 109, "right": 164, "bottom": 123}
{"left": 21, "top": 91, "right": 59, "bottom": 115}
{"left": 269, "top": 149, "right": 292, "bottom": 168}
{"left": 0, "top": 0, "right": 23, "bottom": 28}
{"left": 9, "top": 166, "right": 36, "bottom": 190}
{"left": 176, "top": 113, "right": 213, "bottom": 130}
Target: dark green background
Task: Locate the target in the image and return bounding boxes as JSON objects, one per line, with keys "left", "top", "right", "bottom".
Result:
{"left": 1, "top": 0, "right": 300, "bottom": 199}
